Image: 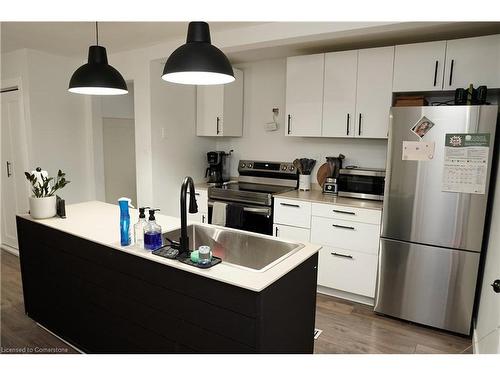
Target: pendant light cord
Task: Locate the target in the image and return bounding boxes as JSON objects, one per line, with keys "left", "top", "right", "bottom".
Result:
{"left": 95, "top": 21, "right": 99, "bottom": 46}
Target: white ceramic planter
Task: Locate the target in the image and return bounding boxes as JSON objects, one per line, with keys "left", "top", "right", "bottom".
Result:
{"left": 29, "top": 196, "right": 56, "bottom": 219}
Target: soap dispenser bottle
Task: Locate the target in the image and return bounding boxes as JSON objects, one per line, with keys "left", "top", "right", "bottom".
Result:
{"left": 144, "top": 209, "right": 162, "bottom": 250}
{"left": 134, "top": 206, "right": 150, "bottom": 247}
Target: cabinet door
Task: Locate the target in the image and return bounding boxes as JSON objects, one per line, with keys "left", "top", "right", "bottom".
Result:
{"left": 355, "top": 46, "right": 394, "bottom": 139}
{"left": 393, "top": 41, "right": 446, "bottom": 92}
{"left": 222, "top": 68, "right": 244, "bottom": 136}
{"left": 322, "top": 50, "right": 357, "bottom": 137}
{"left": 273, "top": 224, "right": 310, "bottom": 243}
{"left": 285, "top": 54, "right": 324, "bottom": 137}
{"left": 274, "top": 198, "right": 312, "bottom": 228}
{"left": 188, "top": 211, "right": 207, "bottom": 224}
{"left": 196, "top": 84, "right": 224, "bottom": 136}
{"left": 444, "top": 34, "right": 500, "bottom": 90}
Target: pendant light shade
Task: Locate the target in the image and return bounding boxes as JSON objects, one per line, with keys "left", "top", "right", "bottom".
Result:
{"left": 162, "top": 22, "right": 234, "bottom": 85}
{"left": 68, "top": 23, "right": 128, "bottom": 95}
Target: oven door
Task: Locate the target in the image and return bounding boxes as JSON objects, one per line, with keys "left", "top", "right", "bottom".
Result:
{"left": 208, "top": 200, "right": 273, "bottom": 235}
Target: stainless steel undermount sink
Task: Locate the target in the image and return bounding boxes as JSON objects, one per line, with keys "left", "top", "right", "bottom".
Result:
{"left": 163, "top": 224, "right": 304, "bottom": 272}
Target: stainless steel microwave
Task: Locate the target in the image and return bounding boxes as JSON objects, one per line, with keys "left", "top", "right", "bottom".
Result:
{"left": 337, "top": 167, "right": 385, "bottom": 201}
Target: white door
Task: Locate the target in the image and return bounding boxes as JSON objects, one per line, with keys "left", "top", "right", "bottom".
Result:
{"left": 355, "top": 46, "right": 394, "bottom": 139}
{"left": 273, "top": 224, "right": 310, "bottom": 242}
{"left": 1, "top": 89, "right": 30, "bottom": 250}
{"left": 322, "top": 50, "right": 357, "bottom": 137}
{"left": 444, "top": 34, "right": 500, "bottom": 90}
{"left": 475, "top": 164, "right": 500, "bottom": 353}
{"left": 285, "top": 53, "right": 324, "bottom": 137}
{"left": 196, "top": 84, "right": 224, "bottom": 136}
{"left": 393, "top": 41, "right": 447, "bottom": 92}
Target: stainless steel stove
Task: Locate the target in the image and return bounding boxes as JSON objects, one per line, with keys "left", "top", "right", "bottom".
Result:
{"left": 207, "top": 160, "right": 298, "bottom": 235}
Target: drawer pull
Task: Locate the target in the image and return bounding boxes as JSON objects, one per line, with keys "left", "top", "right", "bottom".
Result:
{"left": 280, "top": 202, "right": 300, "bottom": 208}
{"left": 331, "top": 252, "right": 353, "bottom": 259}
{"left": 332, "top": 224, "right": 355, "bottom": 230}
{"left": 332, "top": 209, "right": 355, "bottom": 215}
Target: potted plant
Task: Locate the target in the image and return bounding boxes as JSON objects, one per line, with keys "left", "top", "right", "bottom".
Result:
{"left": 24, "top": 167, "right": 70, "bottom": 219}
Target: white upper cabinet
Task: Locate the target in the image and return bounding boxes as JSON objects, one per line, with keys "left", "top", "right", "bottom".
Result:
{"left": 355, "top": 46, "right": 394, "bottom": 139}
{"left": 443, "top": 34, "right": 500, "bottom": 90}
{"left": 285, "top": 54, "right": 324, "bottom": 137}
{"left": 393, "top": 41, "right": 447, "bottom": 92}
{"left": 196, "top": 68, "right": 243, "bottom": 137}
{"left": 322, "top": 50, "right": 358, "bottom": 137}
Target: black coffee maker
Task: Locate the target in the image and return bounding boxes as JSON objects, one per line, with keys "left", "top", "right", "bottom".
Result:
{"left": 205, "top": 151, "right": 230, "bottom": 184}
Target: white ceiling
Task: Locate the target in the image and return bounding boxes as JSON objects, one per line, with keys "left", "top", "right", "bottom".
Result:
{"left": 0, "top": 21, "right": 266, "bottom": 57}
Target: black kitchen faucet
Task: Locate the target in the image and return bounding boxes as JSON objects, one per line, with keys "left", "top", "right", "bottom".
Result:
{"left": 179, "top": 176, "right": 198, "bottom": 254}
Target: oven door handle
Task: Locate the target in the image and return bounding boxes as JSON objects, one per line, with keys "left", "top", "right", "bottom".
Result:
{"left": 208, "top": 201, "right": 272, "bottom": 218}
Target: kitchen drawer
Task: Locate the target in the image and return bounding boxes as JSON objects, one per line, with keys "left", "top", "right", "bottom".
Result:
{"left": 311, "top": 202, "right": 381, "bottom": 224}
{"left": 318, "top": 245, "right": 378, "bottom": 298}
{"left": 274, "top": 198, "right": 311, "bottom": 229}
{"left": 311, "top": 216, "right": 380, "bottom": 255}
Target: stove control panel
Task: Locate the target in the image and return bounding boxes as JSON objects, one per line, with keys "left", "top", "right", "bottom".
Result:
{"left": 238, "top": 160, "right": 297, "bottom": 175}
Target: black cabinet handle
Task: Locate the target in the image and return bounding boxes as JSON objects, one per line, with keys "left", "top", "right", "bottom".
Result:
{"left": 346, "top": 114, "right": 350, "bottom": 135}
{"left": 358, "top": 113, "right": 362, "bottom": 136}
{"left": 6, "top": 161, "right": 12, "bottom": 177}
{"left": 332, "top": 223, "right": 355, "bottom": 230}
{"left": 280, "top": 202, "right": 300, "bottom": 208}
{"left": 449, "top": 59, "right": 454, "bottom": 86}
{"left": 331, "top": 252, "right": 353, "bottom": 259}
{"left": 492, "top": 279, "right": 500, "bottom": 293}
{"left": 433, "top": 60, "right": 438, "bottom": 86}
{"left": 275, "top": 226, "right": 279, "bottom": 237}
{"left": 287, "top": 114, "right": 291, "bottom": 134}
{"left": 216, "top": 116, "right": 220, "bottom": 135}
{"left": 201, "top": 214, "right": 205, "bottom": 223}
{"left": 333, "top": 209, "right": 355, "bottom": 215}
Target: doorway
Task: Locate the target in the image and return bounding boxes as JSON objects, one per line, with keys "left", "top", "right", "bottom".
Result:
{"left": 1, "top": 86, "right": 30, "bottom": 251}
{"left": 100, "top": 82, "right": 137, "bottom": 205}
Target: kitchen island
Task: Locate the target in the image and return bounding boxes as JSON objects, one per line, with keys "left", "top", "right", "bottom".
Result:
{"left": 16, "top": 201, "right": 320, "bottom": 353}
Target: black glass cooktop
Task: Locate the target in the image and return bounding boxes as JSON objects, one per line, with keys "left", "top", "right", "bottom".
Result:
{"left": 212, "top": 182, "right": 293, "bottom": 194}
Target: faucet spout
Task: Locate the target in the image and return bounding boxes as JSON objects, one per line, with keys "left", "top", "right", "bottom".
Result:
{"left": 180, "top": 176, "right": 198, "bottom": 254}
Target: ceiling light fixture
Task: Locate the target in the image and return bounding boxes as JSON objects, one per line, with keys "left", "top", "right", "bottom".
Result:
{"left": 68, "top": 22, "right": 128, "bottom": 95}
{"left": 162, "top": 21, "right": 234, "bottom": 85}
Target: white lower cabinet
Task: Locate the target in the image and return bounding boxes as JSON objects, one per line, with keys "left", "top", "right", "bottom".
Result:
{"left": 273, "top": 224, "right": 310, "bottom": 242}
{"left": 318, "top": 246, "right": 378, "bottom": 298}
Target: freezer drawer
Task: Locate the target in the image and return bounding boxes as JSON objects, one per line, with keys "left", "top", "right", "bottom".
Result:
{"left": 374, "top": 238, "right": 480, "bottom": 335}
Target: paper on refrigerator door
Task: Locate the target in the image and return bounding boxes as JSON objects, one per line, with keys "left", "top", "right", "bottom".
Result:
{"left": 442, "top": 133, "right": 490, "bottom": 194}
{"left": 402, "top": 141, "right": 435, "bottom": 161}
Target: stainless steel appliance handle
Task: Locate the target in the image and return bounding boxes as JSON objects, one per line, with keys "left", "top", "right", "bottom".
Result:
{"left": 280, "top": 202, "right": 300, "bottom": 208}
{"left": 331, "top": 252, "right": 353, "bottom": 259}
{"left": 6, "top": 161, "right": 12, "bottom": 177}
{"left": 332, "top": 209, "right": 355, "bottom": 215}
{"left": 332, "top": 223, "right": 355, "bottom": 230}
{"left": 208, "top": 201, "right": 271, "bottom": 217}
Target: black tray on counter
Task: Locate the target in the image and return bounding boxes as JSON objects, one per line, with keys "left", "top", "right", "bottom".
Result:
{"left": 152, "top": 246, "right": 222, "bottom": 269}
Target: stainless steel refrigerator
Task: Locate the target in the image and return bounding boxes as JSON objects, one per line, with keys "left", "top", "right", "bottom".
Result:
{"left": 374, "top": 105, "right": 498, "bottom": 335}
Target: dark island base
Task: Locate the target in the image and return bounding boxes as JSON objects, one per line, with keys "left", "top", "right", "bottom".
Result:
{"left": 16, "top": 217, "right": 318, "bottom": 353}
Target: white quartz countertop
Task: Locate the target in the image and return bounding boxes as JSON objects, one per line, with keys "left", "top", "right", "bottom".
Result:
{"left": 274, "top": 190, "right": 383, "bottom": 211}
{"left": 18, "top": 201, "right": 320, "bottom": 292}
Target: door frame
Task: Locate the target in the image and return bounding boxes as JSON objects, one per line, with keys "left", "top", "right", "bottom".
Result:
{"left": 1, "top": 77, "right": 32, "bottom": 253}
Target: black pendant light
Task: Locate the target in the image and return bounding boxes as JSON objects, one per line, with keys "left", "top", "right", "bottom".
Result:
{"left": 68, "top": 22, "right": 128, "bottom": 95}
{"left": 162, "top": 22, "right": 234, "bottom": 85}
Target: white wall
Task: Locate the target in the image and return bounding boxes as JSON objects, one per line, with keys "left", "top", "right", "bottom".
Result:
{"left": 149, "top": 61, "right": 216, "bottom": 216}
{"left": 1, "top": 49, "right": 93, "bottom": 204}
{"left": 217, "top": 58, "right": 388, "bottom": 177}
{"left": 101, "top": 83, "right": 135, "bottom": 119}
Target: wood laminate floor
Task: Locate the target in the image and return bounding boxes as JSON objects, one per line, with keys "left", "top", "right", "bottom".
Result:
{"left": 0, "top": 249, "right": 471, "bottom": 354}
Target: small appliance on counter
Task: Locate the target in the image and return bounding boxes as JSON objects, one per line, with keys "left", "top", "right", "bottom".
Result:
{"left": 337, "top": 166, "right": 385, "bottom": 201}
{"left": 205, "top": 150, "right": 232, "bottom": 184}
{"left": 317, "top": 154, "right": 345, "bottom": 195}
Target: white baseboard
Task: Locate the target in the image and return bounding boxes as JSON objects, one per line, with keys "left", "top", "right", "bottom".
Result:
{"left": 1, "top": 244, "right": 19, "bottom": 256}
{"left": 317, "top": 285, "right": 374, "bottom": 306}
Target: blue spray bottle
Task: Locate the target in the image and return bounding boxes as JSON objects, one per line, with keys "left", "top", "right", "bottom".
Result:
{"left": 118, "top": 197, "right": 134, "bottom": 246}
